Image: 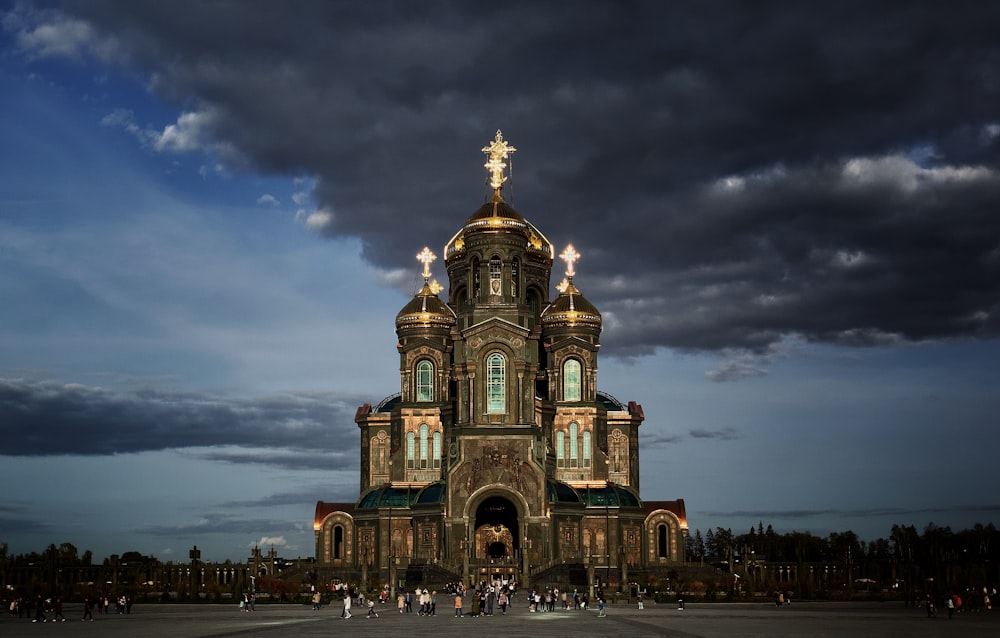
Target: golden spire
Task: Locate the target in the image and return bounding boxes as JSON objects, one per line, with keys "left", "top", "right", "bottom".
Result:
{"left": 482, "top": 130, "right": 517, "bottom": 192}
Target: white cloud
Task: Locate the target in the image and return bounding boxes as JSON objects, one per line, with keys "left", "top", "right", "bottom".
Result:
{"left": 155, "top": 110, "right": 213, "bottom": 153}
{"left": 250, "top": 536, "right": 287, "bottom": 549}
{"left": 304, "top": 208, "right": 334, "bottom": 231}
{"left": 257, "top": 194, "right": 280, "bottom": 206}
{"left": 841, "top": 155, "right": 993, "bottom": 192}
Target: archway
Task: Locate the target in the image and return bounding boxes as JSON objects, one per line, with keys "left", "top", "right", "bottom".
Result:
{"left": 473, "top": 495, "right": 519, "bottom": 560}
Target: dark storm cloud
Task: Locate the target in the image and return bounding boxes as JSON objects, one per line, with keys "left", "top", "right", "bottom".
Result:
{"left": 0, "top": 378, "right": 361, "bottom": 458}
{"left": 0, "top": 504, "right": 49, "bottom": 534}
{"left": 132, "top": 513, "right": 299, "bottom": 537}
{"left": 703, "top": 504, "right": 1000, "bottom": 520}
{"left": 12, "top": 1, "right": 1000, "bottom": 355}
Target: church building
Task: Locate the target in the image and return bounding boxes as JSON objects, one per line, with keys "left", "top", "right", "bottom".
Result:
{"left": 314, "top": 131, "right": 686, "bottom": 591}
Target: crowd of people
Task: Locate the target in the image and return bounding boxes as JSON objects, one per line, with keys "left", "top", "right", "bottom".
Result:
{"left": 6, "top": 593, "right": 133, "bottom": 622}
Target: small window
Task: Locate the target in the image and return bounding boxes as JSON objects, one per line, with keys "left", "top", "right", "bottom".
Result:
{"left": 487, "top": 352, "right": 506, "bottom": 414}
{"left": 416, "top": 361, "right": 433, "bottom": 402}
{"left": 563, "top": 359, "right": 581, "bottom": 401}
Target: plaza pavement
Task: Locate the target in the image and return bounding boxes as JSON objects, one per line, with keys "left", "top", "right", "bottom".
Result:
{"left": 1, "top": 600, "right": 996, "bottom": 637}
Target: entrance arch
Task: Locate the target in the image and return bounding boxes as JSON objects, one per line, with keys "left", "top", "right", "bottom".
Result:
{"left": 473, "top": 495, "right": 519, "bottom": 560}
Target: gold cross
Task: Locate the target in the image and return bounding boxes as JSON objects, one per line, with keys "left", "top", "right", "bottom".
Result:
{"left": 482, "top": 130, "right": 517, "bottom": 190}
{"left": 416, "top": 246, "right": 437, "bottom": 279}
{"left": 560, "top": 244, "right": 580, "bottom": 278}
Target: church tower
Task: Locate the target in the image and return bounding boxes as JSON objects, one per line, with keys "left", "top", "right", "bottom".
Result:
{"left": 316, "top": 131, "right": 686, "bottom": 591}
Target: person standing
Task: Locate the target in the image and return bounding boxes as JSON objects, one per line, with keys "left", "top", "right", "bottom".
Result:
{"left": 638, "top": 592, "right": 644, "bottom": 610}
{"left": 454, "top": 592, "right": 463, "bottom": 617}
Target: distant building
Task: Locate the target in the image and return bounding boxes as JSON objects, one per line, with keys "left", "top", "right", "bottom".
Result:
{"left": 314, "top": 131, "right": 686, "bottom": 590}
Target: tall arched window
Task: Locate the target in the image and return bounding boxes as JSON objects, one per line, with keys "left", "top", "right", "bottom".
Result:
{"left": 489, "top": 256, "right": 502, "bottom": 296}
{"left": 472, "top": 258, "right": 481, "bottom": 299}
{"left": 432, "top": 432, "right": 442, "bottom": 469}
{"left": 333, "top": 525, "right": 344, "bottom": 559}
{"left": 419, "top": 424, "right": 429, "bottom": 469}
{"left": 486, "top": 352, "right": 506, "bottom": 414}
{"left": 583, "top": 431, "right": 592, "bottom": 467}
{"left": 556, "top": 430, "right": 566, "bottom": 468}
{"left": 511, "top": 258, "right": 519, "bottom": 299}
{"left": 406, "top": 431, "right": 416, "bottom": 469}
{"left": 416, "top": 360, "right": 433, "bottom": 402}
{"left": 563, "top": 359, "right": 582, "bottom": 401}
{"left": 657, "top": 524, "right": 668, "bottom": 558}
{"left": 569, "top": 422, "right": 579, "bottom": 468}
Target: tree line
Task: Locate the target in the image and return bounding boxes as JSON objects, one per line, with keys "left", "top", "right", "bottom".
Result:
{"left": 683, "top": 521, "right": 998, "bottom": 595}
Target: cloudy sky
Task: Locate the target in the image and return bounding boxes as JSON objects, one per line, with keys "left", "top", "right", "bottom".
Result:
{"left": 2, "top": 1, "right": 999, "bottom": 562}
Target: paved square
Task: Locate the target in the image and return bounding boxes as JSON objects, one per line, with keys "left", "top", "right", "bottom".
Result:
{"left": 2, "top": 600, "right": 996, "bottom": 637}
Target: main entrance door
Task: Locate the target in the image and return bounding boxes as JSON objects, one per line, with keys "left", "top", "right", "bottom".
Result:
{"left": 473, "top": 496, "right": 518, "bottom": 560}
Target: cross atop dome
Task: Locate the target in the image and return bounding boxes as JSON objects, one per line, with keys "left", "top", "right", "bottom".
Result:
{"left": 482, "top": 130, "right": 517, "bottom": 191}
{"left": 560, "top": 244, "right": 580, "bottom": 279}
{"left": 416, "top": 246, "right": 437, "bottom": 281}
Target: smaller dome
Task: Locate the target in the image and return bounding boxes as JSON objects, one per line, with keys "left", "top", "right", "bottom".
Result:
{"left": 356, "top": 484, "right": 419, "bottom": 509}
{"left": 415, "top": 481, "right": 446, "bottom": 505}
{"left": 580, "top": 482, "right": 642, "bottom": 508}
{"left": 547, "top": 479, "right": 582, "bottom": 504}
{"left": 540, "top": 280, "right": 602, "bottom": 329}
{"left": 396, "top": 282, "right": 457, "bottom": 330}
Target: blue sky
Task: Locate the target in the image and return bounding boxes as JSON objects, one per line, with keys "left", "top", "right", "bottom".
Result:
{"left": 2, "top": 1, "right": 999, "bottom": 562}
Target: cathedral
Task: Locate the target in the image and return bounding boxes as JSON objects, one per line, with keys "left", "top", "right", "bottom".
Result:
{"left": 314, "top": 131, "right": 686, "bottom": 591}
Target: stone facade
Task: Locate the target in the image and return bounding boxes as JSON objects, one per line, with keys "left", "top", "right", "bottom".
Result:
{"left": 314, "top": 132, "right": 686, "bottom": 589}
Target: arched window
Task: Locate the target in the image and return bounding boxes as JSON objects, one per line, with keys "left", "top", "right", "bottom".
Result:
{"left": 511, "top": 258, "right": 519, "bottom": 299}
{"left": 489, "top": 256, "right": 502, "bottom": 296}
{"left": 556, "top": 430, "right": 566, "bottom": 467}
{"left": 569, "top": 422, "right": 579, "bottom": 468}
{"left": 419, "top": 423, "right": 429, "bottom": 469}
{"left": 657, "top": 524, "right": 668, "bottom": 558}
{"left": 486, "top": 352, "right": 506, "bottom": 414}
{"left": 416, "top": 360, "right": 433, "bottom": 402}
{"left": 563, "top": 359, "right": 581, "bottom": 401}
{"left": 406, "top": 431, "right": 416, "bottom": 469}
{"left": 472, "top": 258, "right": 481, "bottom": 299}
{"left": 333, "top": 525, "right": 344, "bottom": 559}
{"left": 432, "top": 432, "right": 442, "bottom": 469}
{"left": 583, "top": 431, "right": 592, "bottom": 467}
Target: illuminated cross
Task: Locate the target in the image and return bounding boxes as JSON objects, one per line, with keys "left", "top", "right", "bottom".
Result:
{"left": 560, "top": 244, "right": 580, "bottom": 278}
{"left": 416, "top": 246, "right": 437, "bottom": 280}
{"left": 482, "top": 130, "right": 517, "bottom": 190}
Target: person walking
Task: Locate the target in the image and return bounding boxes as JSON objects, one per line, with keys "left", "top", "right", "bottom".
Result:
{"left": 82, "top": 597, "right": 94, "bottom": 621}
{"left": 366, "top": 598, "right": 379, "bottom": 619}
{"left": 637, "top": 592, "right": 644, "bottom": 610}
{"left": 342, "top": 592, "right": 352, "bottom": 619}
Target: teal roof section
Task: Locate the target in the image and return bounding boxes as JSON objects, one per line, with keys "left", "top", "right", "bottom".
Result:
{"left": 546, "top": 479, "right": 582, "bottom": 504}
{"left": 356, "top": 484, "right": 419, "bottom": 509}
{"left": 580, "top": 482, "right": 642, "bottom": 508}
{"left": 416, "top": 481, "right": 446, "bottom": 504}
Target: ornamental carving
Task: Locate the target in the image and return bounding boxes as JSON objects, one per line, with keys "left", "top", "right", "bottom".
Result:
{"left": 465, "top": 442, "right": 529, "bottom": 494}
